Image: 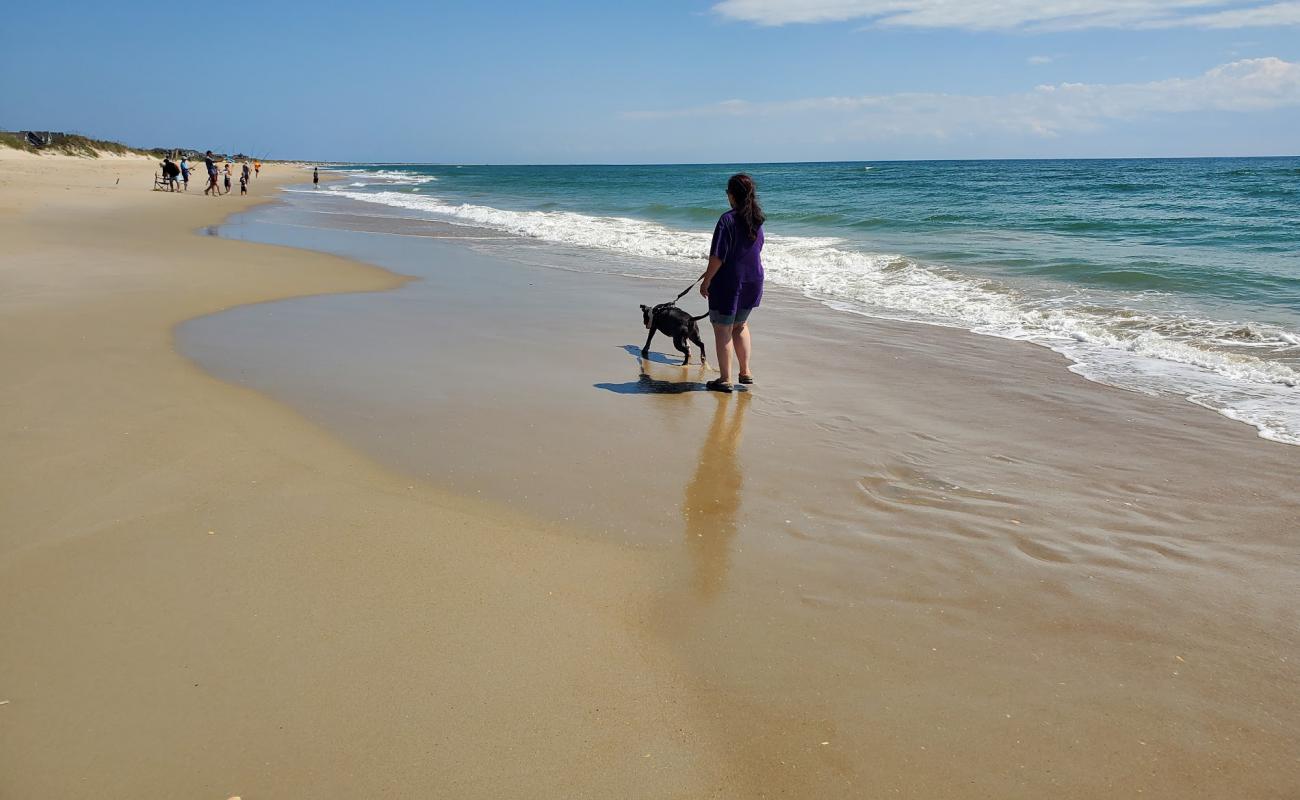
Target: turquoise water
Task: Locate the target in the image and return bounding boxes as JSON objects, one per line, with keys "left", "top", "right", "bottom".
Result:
{"left": 316, "top": 158, "right": 1300, "bottom": 443}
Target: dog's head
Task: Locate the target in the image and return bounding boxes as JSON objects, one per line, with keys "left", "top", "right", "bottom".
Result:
{"left": 640, "top": 304, "right": 652, "bottom": 329}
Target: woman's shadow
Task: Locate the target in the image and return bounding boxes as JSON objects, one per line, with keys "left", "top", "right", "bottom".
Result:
{"left": 682, "top": 391, "right": 750, "bottom": 600}
{"left": 593, "top": 345, "right": 710, "bottom": 394}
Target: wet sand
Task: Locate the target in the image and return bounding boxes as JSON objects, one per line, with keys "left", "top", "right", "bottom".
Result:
{"left": 179, "top": 194, "right": 1300, "bottom": 797}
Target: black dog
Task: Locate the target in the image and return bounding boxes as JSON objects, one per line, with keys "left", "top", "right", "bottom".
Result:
{"left": 640, "top": 303, "right": 709, "bottom": 365}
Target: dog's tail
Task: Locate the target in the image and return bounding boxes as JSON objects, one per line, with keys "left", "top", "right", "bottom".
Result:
{"left": 691, "top": 312, "right": 710, "bottom": 321}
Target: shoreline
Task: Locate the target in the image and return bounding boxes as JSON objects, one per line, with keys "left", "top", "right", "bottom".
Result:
{"left": 316, "top": 160, "right": 1300, "bottom": 447}
{"left": 205, "top": 183, "right": 1296, "bottom": 453}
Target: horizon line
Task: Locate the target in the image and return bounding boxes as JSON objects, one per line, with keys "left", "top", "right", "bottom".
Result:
{"left": 322, "top": 153, "right": 1300, "bottom": 168}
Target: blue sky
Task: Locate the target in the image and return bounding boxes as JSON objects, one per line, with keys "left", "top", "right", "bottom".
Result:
{"left": 1, "top": 1, "right": 1297, "bottom": 163}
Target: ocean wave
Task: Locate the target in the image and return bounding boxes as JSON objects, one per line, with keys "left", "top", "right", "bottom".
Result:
{"left": 637, "top": 202, "right": 720, "bottom": 221}
{"left": 1028, "top": 262, "right": 1194, "bottom": 292}
{"left": 784, "top": 211, "right": 852, "bottom": 225}
{"left": 323, "top": 185, "right": 1300, "bottom": 444}
{"left": 345, "top": 169, "right": 437, "bottom": 185}
{"left": 847, "top": 217, "right": 892, "bottom": 229}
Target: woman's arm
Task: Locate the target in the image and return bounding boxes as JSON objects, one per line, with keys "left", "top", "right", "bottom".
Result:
{"left": 700, "top": 256, "right": 723, "bottom": 298}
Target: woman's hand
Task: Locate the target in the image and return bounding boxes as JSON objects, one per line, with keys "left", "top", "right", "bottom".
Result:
{"left": 700, "top": 256, "right": 722, "bottom": 299}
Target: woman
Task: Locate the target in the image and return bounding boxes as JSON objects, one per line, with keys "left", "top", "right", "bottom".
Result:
{"left": 700, "top": 173, "right": 765, "bottom": 394}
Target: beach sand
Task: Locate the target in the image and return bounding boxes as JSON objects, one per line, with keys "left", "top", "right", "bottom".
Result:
{"left": 3, "top": 150, "right": 1298, "bottom": 798}
{"left": 0, "top": 153, "right": 727, "bottom": 798}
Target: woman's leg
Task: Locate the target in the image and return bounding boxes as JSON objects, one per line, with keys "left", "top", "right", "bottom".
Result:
{"left": 712, "top": 322, "right": 734, "bottom": 383}
{"left": 731, "top": 322, "right": 751, "bottom": 378}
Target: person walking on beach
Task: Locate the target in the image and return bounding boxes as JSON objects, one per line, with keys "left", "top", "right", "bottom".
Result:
{"left": 223, "top": 163, "right": 232, "bottom": 195}
{"left": 254, "top": 160, "right": 261, "bottom": 178}
{"left": 239, "top": 173, "right": 248, "bottom": 195}
{"left": 180, "top": 156, "right": 190, "bottom": 190}
{"left": 700, "top": 173, "right": 765, "bottom": 394}
{"left": 241, "top": 161, "right": 251, "bottom": 186}
{"left": 313, "top": 166, "right": 319, "bottom": 188}
{"left": 203, "top": 151, "right": 219, "bottom": 196}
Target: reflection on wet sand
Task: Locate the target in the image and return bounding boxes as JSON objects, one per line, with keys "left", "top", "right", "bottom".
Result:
{"left": 683, "top": 392, "right": 750, "bottom": 599}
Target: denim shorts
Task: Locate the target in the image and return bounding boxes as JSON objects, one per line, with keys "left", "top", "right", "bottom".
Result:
{"left": 709, "top": 307, "right": 754, "bottom": 326}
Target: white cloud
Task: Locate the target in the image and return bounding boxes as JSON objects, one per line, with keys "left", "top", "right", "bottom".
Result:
{"left": 1028, "top": 55, "right": 1054, "bottom": 64}
{"left": 622, "top": 58, "right": 1300, "bottom": 139}
{"left": 1162, "top": 0, "right": 1300, "bottom": 27}
{"left": 712, "top": 0, "right": 1300, "bottom": 30}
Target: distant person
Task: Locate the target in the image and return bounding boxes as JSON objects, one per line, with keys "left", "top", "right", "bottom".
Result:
{"left": 313, "top": 166, "right": 319, "bottom": 188}
{"left": 223, "top": 163, "right": 232, "bottom": 194}
{"left": 160, "top": 157, "right": 180, "bottom": 191}
{"left": 254, "top": 160, "right": 261, "bottom": 178}
{"left": 700, "top": 173, "right": 765, "bottom": 393}
{"left": 241, "top": 161, "right": 251, "bottom": 185}
{"left": 180, "top": 156, "right": 190, "bottom": 190}
{"left": 203, "top": 151, "right": 219, "bottom": 196}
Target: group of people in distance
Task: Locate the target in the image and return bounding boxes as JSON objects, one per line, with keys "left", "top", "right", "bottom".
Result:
{"left": 158, "top": 152, "right": 261, "bottom": 195}
{"left": 200, "top": 151, "right": 260, "bottom": 196}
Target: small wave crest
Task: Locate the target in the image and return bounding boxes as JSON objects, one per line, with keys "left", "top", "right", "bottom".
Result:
{"left": 346, "top": 169, "right": 437, "bottom": 186}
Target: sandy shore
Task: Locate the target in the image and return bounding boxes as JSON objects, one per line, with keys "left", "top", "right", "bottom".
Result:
{"left": 3, "top": 150, "right": 1298, "bottom": 798}
{"left": 0, "top": 153, "right": 732, "bottom": 798}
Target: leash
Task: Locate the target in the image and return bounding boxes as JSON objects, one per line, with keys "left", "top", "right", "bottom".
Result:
{"left": 665, "top": 272, "right": 706, "bottom": 307}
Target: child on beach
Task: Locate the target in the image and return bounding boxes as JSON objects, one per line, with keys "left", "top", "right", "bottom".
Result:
{"left": 239, "top": 174, "right": 247, "bottom": 195}
{"left": 223, "top": 164, "right": 232, "bottom": 194}
{"left": 313, "top": 166, "right": 319, "bottom": 188}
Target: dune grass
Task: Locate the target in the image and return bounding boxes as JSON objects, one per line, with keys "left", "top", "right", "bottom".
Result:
{"left": 0, "top": 132, "right": 38, "bottom": 153}
{"left": 0, "top": 131, "right": 163, "bottom": 158}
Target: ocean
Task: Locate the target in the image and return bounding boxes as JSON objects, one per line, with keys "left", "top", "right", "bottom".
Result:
{"left": 312, "top": 158, "right": 1300, "bottom": 444}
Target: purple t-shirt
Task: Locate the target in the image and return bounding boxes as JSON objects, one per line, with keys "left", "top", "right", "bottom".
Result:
{"left": 708, "top": 209, "right": 765, "bottom": 315}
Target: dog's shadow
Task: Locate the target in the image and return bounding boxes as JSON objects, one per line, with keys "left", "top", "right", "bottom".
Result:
{"left": 622, "top": 345, "right": 685, "bottom": 366}
{"left": 594, "top": 346, "right": 707, "bottom": 395}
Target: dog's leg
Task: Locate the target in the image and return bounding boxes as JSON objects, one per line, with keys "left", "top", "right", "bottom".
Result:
{"left": 641, "top": 325, "right": 658, "bottom": 359}
{"left": 673, "top": 335, "right": 691, "bottom": 366}
{"left": 689, "top": 329, "right": 708, "bottom": 366}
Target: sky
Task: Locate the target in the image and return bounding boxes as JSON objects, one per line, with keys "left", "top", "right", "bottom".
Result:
{"left": 1, "top": 1, "right": 1297, "bottom": 163}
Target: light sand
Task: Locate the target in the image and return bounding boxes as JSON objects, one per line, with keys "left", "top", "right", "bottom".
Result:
{"left": 0, "top": 153, "right": 732, "bottom": 797}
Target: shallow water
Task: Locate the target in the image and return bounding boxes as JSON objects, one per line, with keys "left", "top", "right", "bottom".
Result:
{"left": 321, "top": 158, "right": 1300, "bottom": 444}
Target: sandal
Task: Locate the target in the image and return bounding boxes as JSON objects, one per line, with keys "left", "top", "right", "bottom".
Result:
{"left": 706, "top": 378, "right": 733, "bottom": 394}
{"left": 738, "top": 374, "right": 754, "bottom": 385}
